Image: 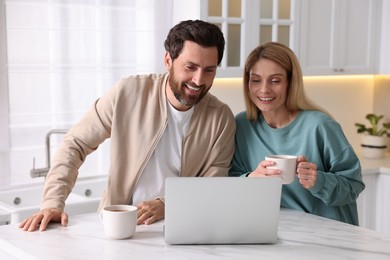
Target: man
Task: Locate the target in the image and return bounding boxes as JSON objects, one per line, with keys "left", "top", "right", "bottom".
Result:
{"left": 19, "top": 20, "right": 235, "bottom": 232}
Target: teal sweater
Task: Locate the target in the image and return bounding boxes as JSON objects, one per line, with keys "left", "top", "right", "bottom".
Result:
{"left": 229, "top": 110, "right": 365, "bottom": 225}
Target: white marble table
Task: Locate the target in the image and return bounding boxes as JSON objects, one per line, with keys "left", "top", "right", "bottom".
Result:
{"left": 0, "top": 209, "right": 389, "bottom": 260}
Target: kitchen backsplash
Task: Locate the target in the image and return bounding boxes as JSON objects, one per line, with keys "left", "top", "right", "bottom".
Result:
{"left": 211, "top": 75, "right": 390, "bottom": 154}
{"left": 374, "top": 76, "right": 390, "bottom": 121}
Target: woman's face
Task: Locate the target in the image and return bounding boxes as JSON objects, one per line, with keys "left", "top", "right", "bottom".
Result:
{"left": 248, "top": 58, "right": 289, "bottom": 115}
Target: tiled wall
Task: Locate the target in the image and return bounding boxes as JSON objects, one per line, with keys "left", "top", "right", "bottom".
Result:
{"left": 0, "top": 0, "right": 170, "bottom": 186}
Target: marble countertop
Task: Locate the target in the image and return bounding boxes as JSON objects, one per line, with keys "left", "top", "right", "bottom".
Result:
{"left": 0, "top": 209, "right": 389, "bottom": 260}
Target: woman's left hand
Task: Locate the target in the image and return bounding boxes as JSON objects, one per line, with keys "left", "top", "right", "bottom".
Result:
{"left": 296, "top": 156, "right": 317, "bottom": 189}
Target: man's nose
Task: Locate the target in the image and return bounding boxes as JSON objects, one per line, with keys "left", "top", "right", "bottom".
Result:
{"left": 192, "top": 70, "right": 205, "bottom": 86}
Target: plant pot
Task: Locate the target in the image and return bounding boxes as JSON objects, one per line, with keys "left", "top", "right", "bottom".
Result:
{"left": 361, "top": 135, "right": 388, "bottom": 159}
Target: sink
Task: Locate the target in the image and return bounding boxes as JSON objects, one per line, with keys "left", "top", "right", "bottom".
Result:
{"left": 71, "top": 177, "right": 106, "bottom": 198}
{"left": 0, "top": 177, "right": 107, "bottom": 225}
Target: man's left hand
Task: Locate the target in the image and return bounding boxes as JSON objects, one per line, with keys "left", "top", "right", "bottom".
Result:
{"left": 136, "top": 199, "right": 164, "bottom": 225}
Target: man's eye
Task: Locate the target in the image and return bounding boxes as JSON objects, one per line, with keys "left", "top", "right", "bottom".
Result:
{"left": 205, "top": 68, "right": 216, "bottom": 73}
{"left": 185, "top": 65, "right": 197, "bottom": 71}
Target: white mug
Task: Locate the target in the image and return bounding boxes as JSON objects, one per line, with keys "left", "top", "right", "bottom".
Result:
{"left": 99, "top": 205, "right": 138, "bottom": 239}
{"left": 265, "top": 155, "right": 298, "bottom": 184}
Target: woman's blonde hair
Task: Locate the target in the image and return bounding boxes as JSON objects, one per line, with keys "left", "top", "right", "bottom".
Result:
{"left": 243, "top": 42, "right": 330, "bottom": 121}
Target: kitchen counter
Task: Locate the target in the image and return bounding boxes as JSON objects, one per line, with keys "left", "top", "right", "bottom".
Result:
{"left": 357, "top": 153, "right": 390, "bottom": 236}
{"left": 359, "top": 153, "right": 390, "bottom": 175}
{"left": 0, "top": 209, "right": 389, "bottom": 260}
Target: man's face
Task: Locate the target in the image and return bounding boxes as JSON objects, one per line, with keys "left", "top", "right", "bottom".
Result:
{"left": 165, "top": 41, "right": 219, "bottom": 111}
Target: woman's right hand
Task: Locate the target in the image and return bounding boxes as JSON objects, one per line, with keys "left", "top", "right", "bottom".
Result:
{"left": 247, "top": 160, "right": 282, "bottom": 177}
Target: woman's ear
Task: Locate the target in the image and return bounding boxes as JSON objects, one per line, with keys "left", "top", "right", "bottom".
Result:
{"left": 164, "top": 52, "right": 172, "bottom": 69}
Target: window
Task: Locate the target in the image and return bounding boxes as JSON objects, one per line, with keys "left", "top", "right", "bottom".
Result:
{"left": 0, "top": 0, "right": 171, "bottom": 186}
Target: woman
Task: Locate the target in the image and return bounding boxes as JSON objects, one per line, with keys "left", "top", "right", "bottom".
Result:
{"left": 229, "top": 42, "right": 365, "bottom": 225}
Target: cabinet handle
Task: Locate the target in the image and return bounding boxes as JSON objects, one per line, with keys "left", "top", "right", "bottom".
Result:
{"left": 333, "top": 68, "right": 345, "bottom": 72}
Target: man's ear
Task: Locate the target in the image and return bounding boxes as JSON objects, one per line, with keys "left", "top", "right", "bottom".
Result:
{"left": 164, "top": 52, "right": 172, "bottom": 69}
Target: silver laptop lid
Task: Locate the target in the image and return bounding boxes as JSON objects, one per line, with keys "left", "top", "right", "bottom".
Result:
{"left": 164, "top": 177, "right": 282, "bottom": 244}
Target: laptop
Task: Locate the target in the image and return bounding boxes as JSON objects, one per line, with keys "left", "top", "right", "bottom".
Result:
{"left": 164, "top": 177, "right": 282, "bottom": 244}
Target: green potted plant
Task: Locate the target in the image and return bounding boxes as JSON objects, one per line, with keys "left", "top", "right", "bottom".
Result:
{"left": 355, "top": 114, "right": 390, "bottom": 159}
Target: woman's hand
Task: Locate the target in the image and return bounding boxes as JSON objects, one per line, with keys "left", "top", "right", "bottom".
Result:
{"left": 297, "top": 156, "right": 317, "bottom": 189}
{"left": 248, "top": 160, "right": 282, "bottom": 178}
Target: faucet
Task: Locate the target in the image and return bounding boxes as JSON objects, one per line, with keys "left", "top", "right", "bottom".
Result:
{"left": 30, "top": 129, "right": 69, "bottom": 178}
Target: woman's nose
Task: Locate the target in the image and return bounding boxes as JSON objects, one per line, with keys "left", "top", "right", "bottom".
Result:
{"left": 258, "top": 82, "right": 270, "bottom": 92}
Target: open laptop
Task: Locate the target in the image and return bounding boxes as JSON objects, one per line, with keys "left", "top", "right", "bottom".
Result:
{"left": 164, "top": 177, "right": 282, "bottom": 244}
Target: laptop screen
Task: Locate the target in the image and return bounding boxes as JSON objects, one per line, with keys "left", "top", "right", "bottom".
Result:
{"left": 164, "top": 177, "right": 282, "bottom": 244}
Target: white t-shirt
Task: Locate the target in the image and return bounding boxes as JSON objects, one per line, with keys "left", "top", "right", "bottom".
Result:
{"left": 131, "top": 101, "right": 193, "bottom": 206}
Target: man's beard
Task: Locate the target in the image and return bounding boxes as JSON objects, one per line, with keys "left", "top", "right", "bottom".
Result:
{"left": 168, "top": 68, "right": 211, "bottom": 107}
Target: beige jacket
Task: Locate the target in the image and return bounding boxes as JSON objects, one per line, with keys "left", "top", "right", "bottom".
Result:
{"left": 41, "top": 73, "right": 236, "bottom": 211}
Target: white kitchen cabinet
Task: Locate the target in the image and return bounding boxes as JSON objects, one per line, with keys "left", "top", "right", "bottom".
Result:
{"left": 375, "top": 173, "right": 390, "bottom": 236}
{"left": 378, "top": 0, "right": 390, "bottom": 74}
{"left": 172, "top": 0, "right": 300, "bottom": 77}
{"left": 357, "top": 171, "right": 390, "bottom": 236}
{"left": 299, "top": 0, "right": 381, "bottom": 76}
{"left": 357, "top": 173, "right": 377, "bottom": 230}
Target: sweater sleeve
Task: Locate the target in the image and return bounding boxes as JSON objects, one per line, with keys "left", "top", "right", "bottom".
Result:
{"left": 309, "top": 146, "right": 365, "bottom": 206}
{"left": 308, "top": 120, "right": 365, "bottom": 207}
{"left": 229, "top": 142, "right": 251, "bottom": 177}
{"left": 228, "top": 113, "right": 253, "bottom": 177}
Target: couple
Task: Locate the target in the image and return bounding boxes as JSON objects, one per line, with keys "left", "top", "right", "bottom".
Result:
{"left": 20, "top": 20, "right": 364, "bottom": 232}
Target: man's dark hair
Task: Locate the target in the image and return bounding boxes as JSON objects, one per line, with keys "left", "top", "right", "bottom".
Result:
{"left": 164, "top": 20, "right": 225, "bottom": 65}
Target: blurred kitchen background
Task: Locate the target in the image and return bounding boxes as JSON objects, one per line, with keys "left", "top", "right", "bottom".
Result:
{"left": 0, "top": 0, "right": 389, "bottom": 187}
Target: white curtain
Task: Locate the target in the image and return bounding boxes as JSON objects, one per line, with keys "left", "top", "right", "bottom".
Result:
{"left": 0, "top": 0, "right": 172, "bottom": 186}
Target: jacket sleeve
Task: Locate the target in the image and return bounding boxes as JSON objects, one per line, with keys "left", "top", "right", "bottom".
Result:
{"left": 181, "top": 100, "right": 236, "bottom": 178}
{"left": 40, "top": 83, "right": 117, "bottom": 210}
{"left": 202, "top": 105, "right": 236, "bottom": 177}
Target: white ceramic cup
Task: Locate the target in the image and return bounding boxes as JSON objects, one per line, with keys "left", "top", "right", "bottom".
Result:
{"left": 265, "top": 155, "right": 298, "bottom": 184}
{"left": 99, "top": 205, "right": 138, "bottom": 239}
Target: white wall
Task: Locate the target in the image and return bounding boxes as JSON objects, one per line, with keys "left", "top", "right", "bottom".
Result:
{"left": 0, "top": 0, "right": 10, "bottom": 185}
{"left": 210, "top": 78, "right": 245, "bottom": 116}
{"left": 303, "top": 76, "right": 374, "bottom": 152}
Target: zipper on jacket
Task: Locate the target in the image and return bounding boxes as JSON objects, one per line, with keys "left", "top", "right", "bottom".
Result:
{"left": 128, "top": 117, "right": 168, "bottom": 204}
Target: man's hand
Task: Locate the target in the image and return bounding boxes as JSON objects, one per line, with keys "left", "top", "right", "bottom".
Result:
{"left": 19, "top": 208, "right": 68, "bottom": 232}
{"left": 136, "top": 199, "right": 164, "bottom": 225}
